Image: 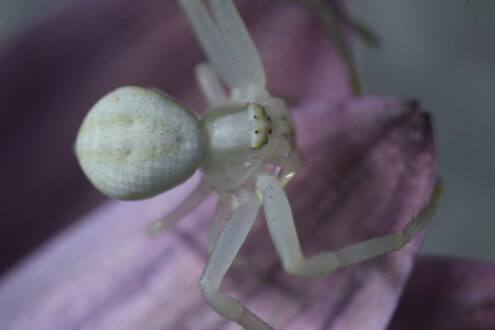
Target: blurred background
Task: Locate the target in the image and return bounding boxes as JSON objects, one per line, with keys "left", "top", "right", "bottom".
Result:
{"left": 346, "top": 0, "right": 495, "bottom": 262}
{"left": 0, "top": 0, "right": 63, "bottom": 45}
{"left": 0, "top": 0, "right": 493, "bottom": 270}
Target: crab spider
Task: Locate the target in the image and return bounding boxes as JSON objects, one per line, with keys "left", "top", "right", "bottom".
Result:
{"left": 74, "top": 1, "right": 440, "bottom": 329}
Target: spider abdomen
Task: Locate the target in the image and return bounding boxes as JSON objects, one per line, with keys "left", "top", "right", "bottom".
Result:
{"left": 75, "top": 86, "right": 204, "bottom": 200}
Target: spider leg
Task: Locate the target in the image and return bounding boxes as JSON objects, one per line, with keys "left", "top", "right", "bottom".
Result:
{"left": 207, "top": 194, "right": 233, "bottom": 254}
{"left": 256, "top": 172, "right": 441, "bottom": 277}
{"left": 195, "top": 63, "right": 227, "bottom": 107}
{"left": 208, "top": 0, "right": 267, "bottom": 90}
{"left": 146, "top": 179, "right": 211, "bottom": 237}
{"left": 200, "top": 190, "right": 272, "bottom": 329}
{"left": 179, "top": 0, "right": 243, "bottom": 90}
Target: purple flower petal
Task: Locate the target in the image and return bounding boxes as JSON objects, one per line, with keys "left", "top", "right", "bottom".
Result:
{"left": 0, "top": 95, "right": 436, "bottom": 329}
{"left": 390, "top": 256, "right": 495, "bottom": 330}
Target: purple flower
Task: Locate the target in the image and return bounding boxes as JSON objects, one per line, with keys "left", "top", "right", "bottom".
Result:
{"left": 1, "top": 1, "right": 489, "bottom": 329}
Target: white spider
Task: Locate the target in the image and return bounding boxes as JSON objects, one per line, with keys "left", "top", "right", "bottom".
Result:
{"left": 75, "top": 1, "right": 440, "bottom": 329}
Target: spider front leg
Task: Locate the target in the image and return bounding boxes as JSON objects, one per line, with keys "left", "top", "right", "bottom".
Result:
{"left": 200, "top": 190, "right": 273, "bottom": 330}
{"left": 256, "top": 172, "right": 441, "bottom": 277}
{"left": 207, "top": 193, "right": 234, "bottom": 254}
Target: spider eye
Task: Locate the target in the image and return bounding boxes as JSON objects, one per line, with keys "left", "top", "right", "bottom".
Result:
{"left": 246, "top": 102, "right": 272, "bottom": 150}
{"left": 75, "top": 86, "right": 204, "bottom": 200}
